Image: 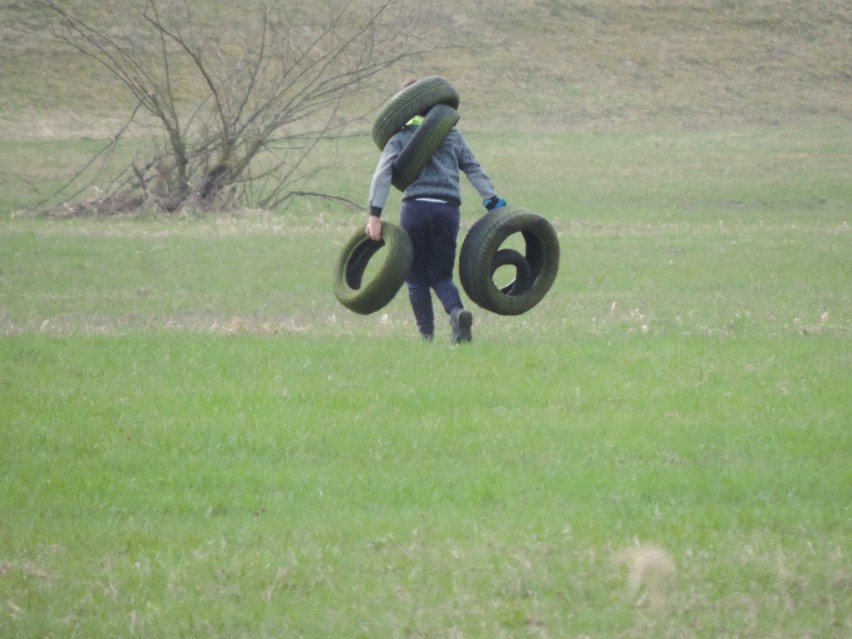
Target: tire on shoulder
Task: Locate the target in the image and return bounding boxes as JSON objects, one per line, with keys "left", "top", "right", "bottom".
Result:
{"left": 391, "top": 103, "right": 460, "bottom": 191}
{"left": 371, "top": 76, "right": 460, "bottom": 151}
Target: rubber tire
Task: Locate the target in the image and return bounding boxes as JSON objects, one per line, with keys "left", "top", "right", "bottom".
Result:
{"left": 371, "top": 76, "right": 460, "bottom": 151}
{"left": 391, "top": 103, "right": 460, "bottom": 191}
{"left": 490, "top": 248, "right": 534, "bottom": 297}
{"left": 333, "top": 222, "right": 413, "bottom": 315}
{"left": 459, "top": 206, "right": 560, "bottom": 316}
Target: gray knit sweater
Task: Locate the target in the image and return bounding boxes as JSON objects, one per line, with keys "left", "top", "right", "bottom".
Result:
{"left": 368, "top": 126, "right": 497, "bottom": 216}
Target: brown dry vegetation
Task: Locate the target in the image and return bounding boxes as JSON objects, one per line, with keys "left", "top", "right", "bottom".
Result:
{"left": 448, "top": 0, "right": 852, "bottom": 131}
{"left": 1, "top": 0, "right": 850, "bottom": 214}
{"left": 2, "top": 0, "right": 850, "bottom": 140}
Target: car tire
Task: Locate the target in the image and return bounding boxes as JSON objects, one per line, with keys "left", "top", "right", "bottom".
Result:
{"left": 333, "top": 222, "right": 413, "bottom": 315}
{"left": 459, "top": 206, "right": 560, "bottom": 316}
{"left": 490, "top": 248, "right": 534, "bottom": 297}
{"left": 391, "top": 103, "right": 460, "bottom": 191}
{"left": 371, "top": 76, "right": 460, "bottom": 151}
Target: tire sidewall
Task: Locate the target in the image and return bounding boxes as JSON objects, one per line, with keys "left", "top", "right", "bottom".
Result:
{"left": 333, "top": 222, "right": 413, "bottom": 315}
{"left": 371, "top": 76, "right": 460, "bottom": 151}
{"left": 460, "top": 207, "right": 559, "bottom": 316}
{"left": 391, "top": 104, "right": 460, "bottom": 192}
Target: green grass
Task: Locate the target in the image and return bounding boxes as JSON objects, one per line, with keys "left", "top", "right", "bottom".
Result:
{"left": 2, "top": 333, "right": 849, "bottom": 637}
{"left": 3, "top": 127, "right": 850, "bottom": 338}
{"left": 2, "top": 126, "right": 851, "bottom": 636}
{"left": 2, "top": 2, "right": 851, "bottom": 635}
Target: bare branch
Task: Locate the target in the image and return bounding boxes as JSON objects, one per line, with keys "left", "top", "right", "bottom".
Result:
{"left": 35, "top": 0, "right": 450, "bottom": 214}
{"left": 274, "top": 191, "right": 361, "bottom": 210}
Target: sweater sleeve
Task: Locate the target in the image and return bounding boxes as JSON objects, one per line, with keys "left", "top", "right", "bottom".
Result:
{"left": 457, "top": 134, "right": 497, "bottom": 201}
{"left": 367, "top": 139, "right": 400, "bottom": 216}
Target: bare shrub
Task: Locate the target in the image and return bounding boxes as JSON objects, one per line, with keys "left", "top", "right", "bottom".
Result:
{"left": 36, "top": 0, "right": 443, "bottom": 214}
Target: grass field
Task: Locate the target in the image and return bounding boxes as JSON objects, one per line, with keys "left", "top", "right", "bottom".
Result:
{"left": 2, "top": 1, "right": 852, "bottom": 637}
{"left": 2, "top": 126, "right": 850, "bottom": 637}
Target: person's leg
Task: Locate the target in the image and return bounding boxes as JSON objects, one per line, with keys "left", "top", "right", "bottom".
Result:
{"left": 449, "top": 306, "right": 473, "bottom": 344}
{"left": 400, "top": 201, "right": 434, "bottom": 339}
{"left": 425, "top": 202, "right": 463, "bottom": 314}
{"left": 426, "top": 203, "right": 473, "bottom": 344}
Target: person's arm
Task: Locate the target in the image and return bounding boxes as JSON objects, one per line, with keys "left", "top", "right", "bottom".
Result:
{"left": 457, "top": 134, "right": 506, "bottom": 210}
{"left": 366, "top": 141, "right": 399, "bottom": 240}
{"left": 366, "top": 214, "right": 382, "bottom": 241}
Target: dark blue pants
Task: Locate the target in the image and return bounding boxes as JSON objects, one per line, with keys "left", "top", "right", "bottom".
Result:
{"left": 399, "top": 199, "right": 464, "bottom": 338}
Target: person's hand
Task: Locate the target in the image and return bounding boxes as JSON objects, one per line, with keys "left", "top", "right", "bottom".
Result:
{"left": 365, "top": 215, "right": 382, "bottom": 241}
{"left": 484, "top": 195, "right": 507, "bottom": 211}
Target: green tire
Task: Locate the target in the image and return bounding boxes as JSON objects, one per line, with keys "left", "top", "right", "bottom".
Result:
{"left": 333, "top": 221, "right": 413, "bottom": 315}
{"left": 391, "top": 103, "right": 460, "bottom": 191}
{"left": 459, "top": 206, "right": 560, "bottom": 316}
{"left": 371, "top": 76, "right": 460, "bottom": 151}
{"left": 490, "top": 248, "right": 534, "bottom": 297}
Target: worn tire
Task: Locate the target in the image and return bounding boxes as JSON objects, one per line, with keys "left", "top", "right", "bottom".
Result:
{"left": 333, "top": 222, "right": 413, "bottom": 315}
{"left": 459, "top": 206, "right": 560, "bottom": 316}
{"left": 371, "top": 76, "right": 460, "bottom": 151}
{"left": 490, "top": 248, "right": 534, "bottom": 297}
{"left": 391, "top": 103, "right": 460, "bottom": 191}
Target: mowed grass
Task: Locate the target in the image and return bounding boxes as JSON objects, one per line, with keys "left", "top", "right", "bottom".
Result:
{"left": 2, "top": 127, "right": 851, "bottom": 637}
{"left": 2, "top": 332, "right": 849, "bottom": 637}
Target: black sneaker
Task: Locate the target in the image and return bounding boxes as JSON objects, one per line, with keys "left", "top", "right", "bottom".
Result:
{"left": 450, "top": 308, "right": 473, "bottom": 344}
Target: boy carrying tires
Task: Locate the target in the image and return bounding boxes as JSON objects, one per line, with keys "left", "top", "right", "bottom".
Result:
{"left": 366, "top": 77, "right": 506, "bottom": 344}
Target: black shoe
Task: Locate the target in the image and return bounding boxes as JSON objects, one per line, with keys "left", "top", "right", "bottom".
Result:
{"left": 450, "top": 308, "right": 473, "bottom": 344}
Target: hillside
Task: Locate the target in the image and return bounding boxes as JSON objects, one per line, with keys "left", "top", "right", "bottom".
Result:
{"left": 453, "top": 0, "right": 852, "bottom": 131}
{"left": 2, "top": 0, "right": 850, "bottom": 137}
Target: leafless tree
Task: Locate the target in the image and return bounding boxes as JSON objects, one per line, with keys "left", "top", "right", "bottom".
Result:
{"left": 37, "top": 0, "right": 442, "bottom": 214}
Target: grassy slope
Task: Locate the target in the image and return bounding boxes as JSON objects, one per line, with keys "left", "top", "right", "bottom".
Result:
{"left": 450, "top": 0, "right": 852, "bottom": 131}
{"left": 1, "top": 0, "right": 850, "bottom": 213}
{"left": 1, "top": 0, "right": 851, "bottom": 138}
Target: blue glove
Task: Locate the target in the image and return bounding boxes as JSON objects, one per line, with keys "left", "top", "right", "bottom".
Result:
{"left": 484, "top": 195, "right": 507, "bottom": 211}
